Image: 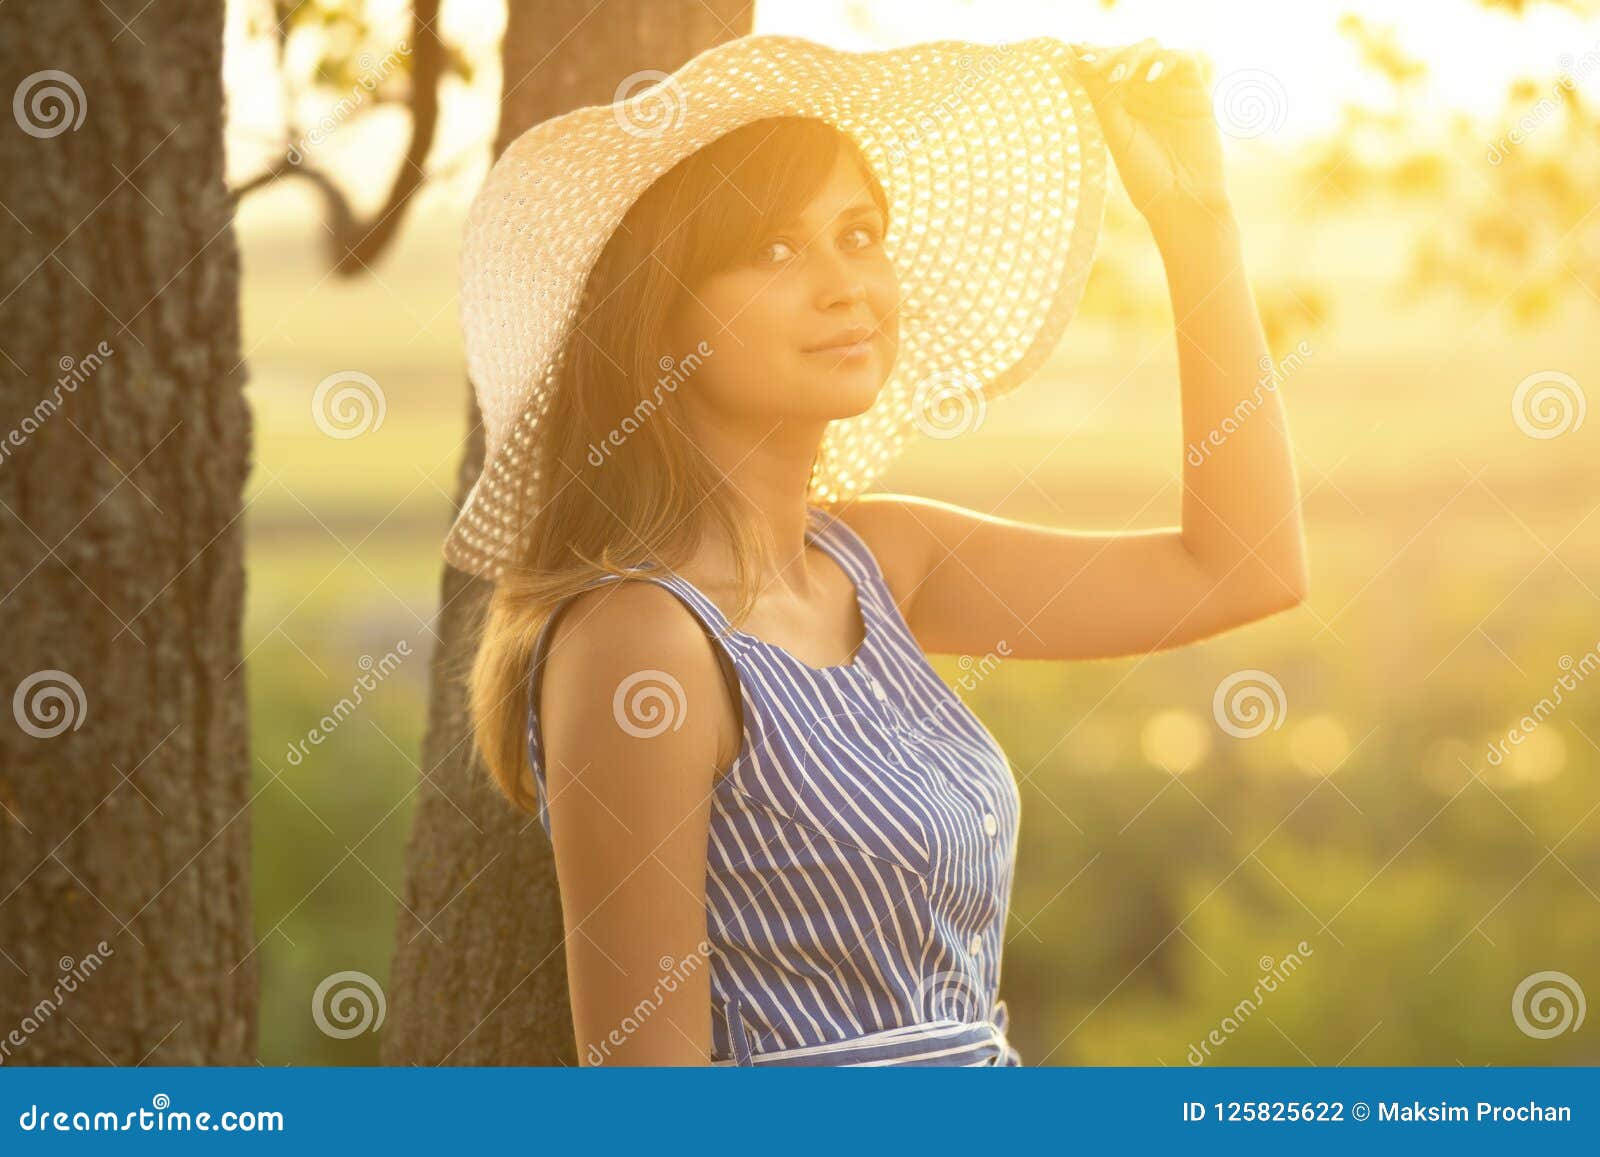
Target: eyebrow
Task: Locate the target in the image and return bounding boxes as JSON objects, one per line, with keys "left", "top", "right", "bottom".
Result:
{"left": 774, "top": 199, "right": 885, "bottom": 232}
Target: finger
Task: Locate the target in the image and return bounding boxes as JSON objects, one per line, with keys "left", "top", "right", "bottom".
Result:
{"left": 1142, "top": 50, "right": 1202, "bottom": 90}
{"left": 1108, "top": 39, "right": 1162, "bottom": 86}
{"left": 1068, "top": 41, "right": 1117, "bottom": 60}
{"left": 1072, "top": 39, "right": 1145, "bottom": 73}
{"left": 1123, "top": 51, "right": 1213, "bottom": 118}
{"left": 1114, "top": 51, "right": 1181, "bottom": 117}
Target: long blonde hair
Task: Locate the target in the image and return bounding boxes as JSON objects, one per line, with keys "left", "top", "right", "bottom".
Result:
{"left": 464, "top": 117, "right": 890, "bottom": 813}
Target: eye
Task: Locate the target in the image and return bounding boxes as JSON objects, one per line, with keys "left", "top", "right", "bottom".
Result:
{"left": 842, "top": 222, "right": 882, "bottom": 250}
{"left": 752, "top": 220, "right": 883, "bottom": 267}
{"left": 753, "top": 237, "right": 797, "bottom": 266}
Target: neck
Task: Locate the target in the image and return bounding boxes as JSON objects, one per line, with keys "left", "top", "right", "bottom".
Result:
{"left": 683, "top": 418, "right": 826, "bottom": 595}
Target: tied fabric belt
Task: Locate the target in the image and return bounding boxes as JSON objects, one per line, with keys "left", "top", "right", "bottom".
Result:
{"left": 715, "top": 998, "right": 1021, "bottom": 1067}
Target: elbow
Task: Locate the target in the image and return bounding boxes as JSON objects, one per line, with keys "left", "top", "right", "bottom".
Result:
{"left": 1239, "top": 558, "right": 1309, "bottom": 620}
{"left": 1262, "top": 569, "right": 1309, "bottom": 615}
{"left": 1284, "top": 555, "right": 1311, "bottom": 607}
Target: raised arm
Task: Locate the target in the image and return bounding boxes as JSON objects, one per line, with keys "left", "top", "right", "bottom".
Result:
{"left": 538, "top": 580, "right": 739, "bottom": 1064}
{"left": 837, "top": 43, "right": 1308, "bottom": 663}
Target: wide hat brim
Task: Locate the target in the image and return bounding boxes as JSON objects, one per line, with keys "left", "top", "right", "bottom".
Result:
{"left": 447, "top": 32, "right": 1107, "bottom": 582}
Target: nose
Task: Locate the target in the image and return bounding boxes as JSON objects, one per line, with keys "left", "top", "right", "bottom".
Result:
{"left": 822, "top": 282, "right": 867, "bottom": 310}
{"left": 812, "top": 245, "right": 868, "bottom": 311}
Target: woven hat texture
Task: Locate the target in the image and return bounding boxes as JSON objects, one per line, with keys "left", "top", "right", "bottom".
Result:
{"left": 448, "top": 32, "right": 1107, "bottom": 581}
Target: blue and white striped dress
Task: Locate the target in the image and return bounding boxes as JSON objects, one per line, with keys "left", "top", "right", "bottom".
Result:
{"left": 526, "top": 504, "right": 1023, "bottom": 1066}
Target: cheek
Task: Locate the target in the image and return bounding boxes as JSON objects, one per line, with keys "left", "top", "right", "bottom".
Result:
{"left": 870, "top": 270, "right": 903, "bottom": 367}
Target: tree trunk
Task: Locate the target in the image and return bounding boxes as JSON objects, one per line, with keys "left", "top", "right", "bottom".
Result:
{"left": 382, "top": 0, "right": 753, "bottom": 1066}
{"left": 0, "top": 1, "right": 254, "bottom": 1063}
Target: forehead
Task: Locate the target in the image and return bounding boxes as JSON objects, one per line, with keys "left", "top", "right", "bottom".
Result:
{"left": 780, "top": 148, "right": 882, "bottom": 228}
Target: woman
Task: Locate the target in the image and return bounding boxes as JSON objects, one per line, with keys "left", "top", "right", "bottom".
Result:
{"left": 452, "top": 34, "right": 1307, "bottom": 1065}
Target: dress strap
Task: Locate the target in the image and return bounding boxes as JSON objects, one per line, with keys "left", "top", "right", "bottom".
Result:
{"left": 804, "top": 504, "right": 893, "bottom": 615}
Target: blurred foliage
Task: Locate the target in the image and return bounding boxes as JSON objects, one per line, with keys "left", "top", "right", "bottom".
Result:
{"left": 1296, "top": 8, "right": 1600, "bottom": 325}
{"left": 256, "top": 0, "right": 472, "bottom": 97}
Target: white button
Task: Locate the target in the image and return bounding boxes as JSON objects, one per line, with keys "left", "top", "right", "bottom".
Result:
{"left": 983, "top": 812, "right": 998, "bottom": 837}
{"left": 869, "top": 677, "right": 887, "bottom": 701}
{"left": 969, "top": 934, "right": 984, "bottom": 956}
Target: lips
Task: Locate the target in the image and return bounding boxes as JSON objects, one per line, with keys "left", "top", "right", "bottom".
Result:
{"left": 803, "top": 325, "right": 873, "bottom": 353}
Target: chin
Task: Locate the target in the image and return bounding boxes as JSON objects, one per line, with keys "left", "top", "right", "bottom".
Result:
{"left": 816, "top": 371, "right": 884, "bottom": 418}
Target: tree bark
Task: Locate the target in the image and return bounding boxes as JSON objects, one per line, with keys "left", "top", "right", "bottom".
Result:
{"left": 0, "top": 1, "right": 254, "bottom": 1063}
{"left": 381, "top": 0, "right": 752, "bottom": 1066}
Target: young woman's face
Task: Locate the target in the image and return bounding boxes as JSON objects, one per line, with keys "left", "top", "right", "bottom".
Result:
{"left": 664, "top": 148, "right": 901, "bottom": 431}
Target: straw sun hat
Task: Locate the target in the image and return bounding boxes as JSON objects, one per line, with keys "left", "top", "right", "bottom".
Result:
{"left": 446, "top": 32, "right": 1108, "bottom": 582}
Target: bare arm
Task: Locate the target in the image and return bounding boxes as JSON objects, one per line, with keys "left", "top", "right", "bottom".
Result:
{"left": 840, "top": 209, "right": 1306, "bottom": 662}
{"left": 538, "top": 581, "right": 738, "bottom": 1064}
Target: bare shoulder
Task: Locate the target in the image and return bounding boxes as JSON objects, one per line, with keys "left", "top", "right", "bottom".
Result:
{"left": 543, "top": 579, "right": 715, "bottom": 675}
{"left": 537, "top": 579, "right": 732, "bottom": 1064}
{"left": 540, "top": 578, "right": 738, "bottom": 793}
